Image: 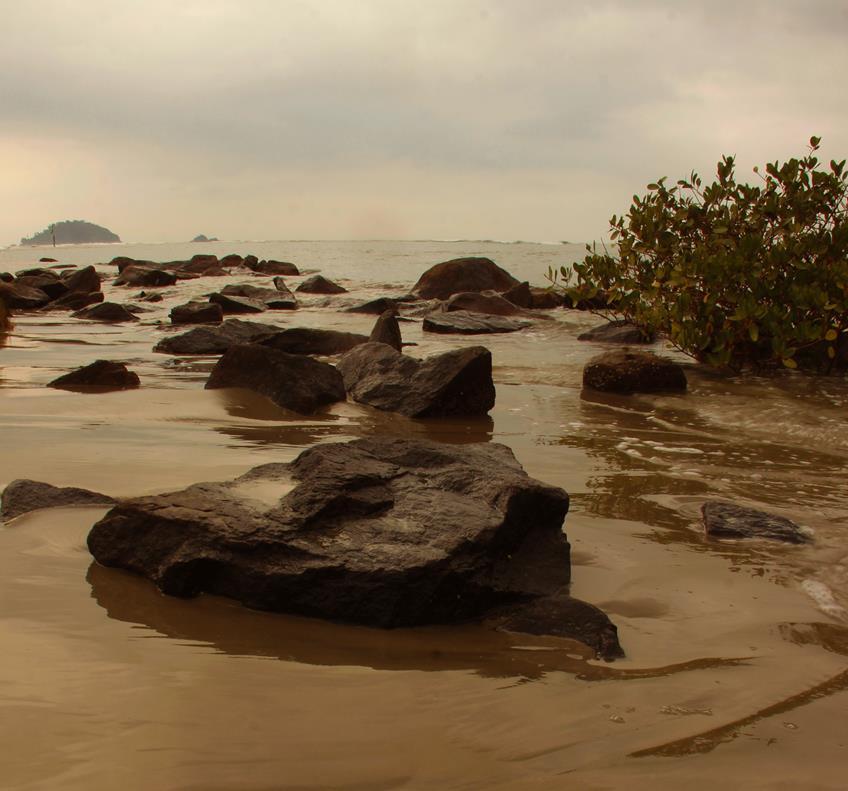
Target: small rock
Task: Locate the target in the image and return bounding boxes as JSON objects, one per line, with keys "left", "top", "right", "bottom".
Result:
{"left": 154, "top": 318, "right": 279, "bottom": 355}
{"left": 72, "top": 302, "right": 139, "bottom": 322}
{"left": 1, "top": 479, "right": 114, "bottom": 521}
{"left": 344, "top": 297, "right": 402, "bottom": 315}
{"left": 583, "top": 350, "right": 686, "bottom": 394}
{"left": 115, "top": 265, "right": 178, "bottom": 288}
{"left": 296, "top": 275, "right": 347, "bottom": 294}
{"left": 368, "top": 310, "right": 402, "bottom": 351}
{"left": 503, "top": 281, "right": 533, "bottom": 308}
{"left": 170, "top": 301, "right": 224, "bottom": 325}
{"left": 701, "top": 501, "right": 812, "bottom": 544}
{"left": 44, "top": 290, "right": 105, "bottom": 311}
{"left": 246, "top": 259, "right": 300, "bottom": 276}
{"left": 422, "top": 310, "right": 530, "bottom": 335}
{"left": 48, "top": 360, "right": 141, "bottom": 391}
{"left": 220, "top": 284, "right": 297, "bottom": 310}
{"left": 445, "top": 291, "right": 523, "bottom": 316}
{"left": 578, "top": 320, "right": 655, "bottom": 344}
{"left": 209, "top": 293, "right": 267, "bottom": 314}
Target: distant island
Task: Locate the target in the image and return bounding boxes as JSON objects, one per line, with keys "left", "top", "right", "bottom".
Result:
{"left": 191, "top": 234, "right": 219, "bottom": 243}
{"left": 21, "top": 220, "right": 121, "bottom": 246}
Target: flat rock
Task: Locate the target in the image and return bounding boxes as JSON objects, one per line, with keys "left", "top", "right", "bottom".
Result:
{"left": 205, "top": 343, "right": 345, "bottom": 413}
{"left": 246, "top": 259, "right": 300, "bottom": 276}
{"left": 115, "top": 265, "right": 178, "bottom": 288}
{"left": 154, "top": 318, "right": 279, "bottom": 355}
{"left": 412, "top": 257, "right": 520, "bottom": 300}
{"left": 86, "top": 437, "right": 622, "bottom": 659}
{"left": 702, "top": 501, "right": 812, "bottom": 544}
{"left": 578, "top": 320, "right": 655, "bottom": 344}
{"left": 344, "top": 297, "right": 402, "bottom": 315}
{"left": 220, "top": 283, "right": 297, "bottom": 310}
{"left": 583, "top": 350, "right": 686, "bottom": 394}
{"left": 209, "top": 292, "right": 267, "bottom": 314}
{"left": 296, "top": 275, "right": 347, "bottom": 294}
{"left": 445, "top": 291, "right": 523, "bottom": 316}
{"left": 369, "top": 310, "right": 402, "bottom": 351}
{"left": 422, "top": 310, "right": 530, "bottom": 335}
{"left": 2, "top": 479, "right": 114, "bottom": 521}
{"left": 337, "top": 342, "right": 495, "bottom": 417}
{"left": 259, "top": 327, "right": 369, "bottom": 356}
{"left": 48, "top": 359, "right": 140, "bottom": 391}
{"left": 72, "top": 302, "right": 139, "bottom": 322}
{"left": 0, "top": 282, "right": 51, "bottom": 310}
{"left": 170, "top": 301, "right": 224, "bottom": 324}
{"left": 43, "top": 290, "right": 104, "bottom": 311}
{"left": 529, "top": 287, "right": 565, "bottom": 309}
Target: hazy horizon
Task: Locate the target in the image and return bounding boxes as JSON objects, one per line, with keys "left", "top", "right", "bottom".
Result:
{"left": 3, "top": 0, "right": 847, "bottom": 247}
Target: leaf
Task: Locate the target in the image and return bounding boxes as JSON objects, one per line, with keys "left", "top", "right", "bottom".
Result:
{"left": 827, "top": 346, "right": 836, "bottom": 359}
{"left": 782, "top": 358, "right": 798, "bottom": 369}
{"left": 748, "top": 324, "right": 759, "bottom": 342}
{"left": 825, "top": 328, "right": 838, "bottom": 341}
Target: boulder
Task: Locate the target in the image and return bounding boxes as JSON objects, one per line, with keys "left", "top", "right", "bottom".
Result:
{"left": 0, "top": 282, "right": 51, "bottom": 310}
{"left": 170, "top": 301, "right": 224, "bottom": 325}
{"left": 43, "top": 290, "right": 104, "bottom": 311}
{"left": 86, "top": 437, "right": 622, "bottom": 659}
{"left": 582, "top": 350, "right": 686, "bottom": 394}
{"left": 577, "top": 320, "right": 655, "bottom": 344}
{"left": 48, "top": 359, "right": 140, "bottom": 391}
{"left": 205, "top": 343, "right": 345, "bottom": 414}
{"left": 701, "top": 501, "right": 812, "bottom": 544}
{"left": 445, "top": 291, "right": 523, "bottom": 316}
{"left": 503, "top": 281, "right": 533, "bottom": 308}
{"left": 15, "top": 273, "right": 68, "bottom": 300}
{"left": 0, "top": 272, "right": 13, "bottom": 283}
{"left": 259, "top": 327, "right": 368, "bottom": 356}
{"left": 115, "top": 265, "right": 178, "bottom": 288}
{"left": 220, "top": 283, "right": 297, "bottom": 310}
{"left": 1, "top": 479, "right": 114, "bottom": 521}
{"left": 154, "top": 318, "right": 279, "bottom": 355}
{"left": 15, "top": 267, "right": 59, "bottom": 278}
{"left": 209, "top": 293, "right": 267, "bottom": 314}
{"left": 134, "top": 292, "right": 164, "bottom": 303}
{"left": 295, "top": 275, "right": 347, "bottom": 294}
{"left": 369, "top": 310, "right": 402, "bottom": 351}
{"left": 220, "top": 253, "right": 245, "bottom": 267}
{"left": 337, "top": 342, "right": 495, "bottom": 417}
{"left": 62, "top": 265, "right": 101, "bottom": 294}
{"left": 529, "top": 287, "right": 565, "bottom": 309}
{"left": 412, "top": 257, "right": 520, "bottom": 300}
{"left": 246, "top": 259, "right": 300, "bottom": 276}
{"left": 422, "top": 310, "right": 530, "bottom": 335}
{"left": 72, "top": 302, "right": 139, "bottom": 322}
{"left": 344, "top": 297, "right": 403, "bottom": 315}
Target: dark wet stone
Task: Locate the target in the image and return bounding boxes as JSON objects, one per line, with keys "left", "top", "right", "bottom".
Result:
{"left": 412, "top": 257, "right": 520, "bottom": 300}
{"left": 295, "top": 275, "right": 347, "bottom": 294}
{"left": 39, "top": 257, "right": 58, "bottom": 263}
{"left": 86, "top": 437, "right": 622, "bottom": 659}
{"left": 529, "top": 287, "right": 565, "bottom": 309}
{"left": 1, "top": 479, "right": 114, "bottom": 521}
{"left": 43, "top": 290, "right": 104, "bottom": 311}
{"left": 583, "top": 350, "right": 686, "bottom": 394}
{"left": 578, "top": 320, "right": 655, "bottom": 344}
{"left": 368, "top": 310, "right": 402, "bottom": 351}
{"left": 205, "top": 343, "right": 345, "bottom": 413}
{"left": 259, "top": 327, "right": 368, "bottom": 356}
{"left": 170, "top": 301, "right": 224, "bottom": 325}
{"left": 134, "top": 292, "right": 164, "bottom": 303}
{"left": 422, "top": 310, "right": 530, "bottom": 335}
{"left": 62, "top": 265, "right": 101, "bottom": 294}
{"left": 503, "top": 281, "right": 533, "bottom": 308}
{"left": 48, "top": 359, "right": 141, "bottom": 391}
{"left": 220, "top": 253, "right": 245, "bottom": 267}
{"left": 0, "top": 282, "right": 51, "bottom": 309}
{"left": 72, "top": 302, "right": 139, "bottom": 322}
{"left": 15, "top": 274, "right": 68, "bottom": 300}
{"left": 344, "top": 297, "right": 402, "bottom": 315}
{"left": 220, "top": 283, "right": 297, "bottom": 310}
{"left": 702, "top": 501, "right": 812, "bottom": 544}
{"left": 154, "top": 318, "right": 279, "bottom": 355}
{"left": 337, "top": 342, "right": 495, "bottom": 417}
{"left": 246, "top": 259, "right": 300, "bottom": 276}
{"left": 115, "top": 265, "right": 178, "bottom": 287}
{"left": 445, "top": 291, "right": 523, "bottom": 316}
{"left": 209, "top": 293, "right": 267, "bottom": 314}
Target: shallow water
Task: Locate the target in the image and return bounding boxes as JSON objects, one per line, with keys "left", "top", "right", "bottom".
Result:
{"left": 1, "top": 240, "right": 847, "bottom": 789}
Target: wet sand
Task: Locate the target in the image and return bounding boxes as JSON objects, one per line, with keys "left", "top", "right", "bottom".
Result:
{"left": 1, "top": 240, "right": 847, "bottom": 789}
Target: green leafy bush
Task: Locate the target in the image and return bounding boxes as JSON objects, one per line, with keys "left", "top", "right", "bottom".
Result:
{"left": 552, "top": 138, "right": 848, "bottom": 372}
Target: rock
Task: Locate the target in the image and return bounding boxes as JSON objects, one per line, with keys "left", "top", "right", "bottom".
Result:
{"left": 246, "top": 259, "right": 300, "bottom": 276}
{"left": 115, "top": 265, "right": 178, "bottom": 288}
{"left": 445, "top": 291, "right": 523, "bottom": 316}
{"left": 503, "top": 281, "right": 533, "bottom": 308}
{"left": 0, "top": 272, "right": 13, "bottom": 283}
{"left": 62, "top": 265, "right": 101, "bottom": 294}
{"left": 337, "top": 342, "right": 495, "bottom": 417}
{"left": 154, "top": 318, "right": 279, "bottom": 355}
{"left": 170, "top": 301, "right": 224, "bottom": 325}
{"left": 344, "top": 297, "right": 402, "bottom": 315}
{"left": 1, "top": 479, "right": 114, "bottom": 521}
{"left": 583, "top": 350, "right": 686, "bottom": 394}
{"left": 205, "top": 343, "right": 345, "bottom": 414}
{"left": 272, "top": 276, "right": 296, "bottom": 295}
{"left": 44, "top": 290, "right": 105, "bottom": 311}
{"left": 72, "top": 302, "right": 139, "bottom": 322}
{"left": 422, "top": 310, "right": 530, "bottom": 335}
{"left": 412, "top": 257, "right": 520, "bottom": 300}
{"left": 86, "top": 437, "right": 622, "bottom": 659}
{"left": 220, "top": 253, "right": 244, "bottom": 267}
{"left": 220, "top": 284, "right": 297, "bottom": 310}
{"left": 368, "top": 310, "right": 402, "bottom": 351}
{"left": 259, "top": 327, "right": 368, "bottom": 356}
{"left": 15, "top": 274, "right": 68, "bottom": 300}
{"left": 578, "top": 320, "right": 655, "bottom": 344}
{"left": 39, "top": 257, "right": 58, "bottom": 263}
{"left": 209, "top": 293, "right": 267, "bottom": 314}
{"left": 295, "top": 275, "right": 347, "bottom": 294}
{"left": 0, "top": 282, "right": 51, "bottom": 310}
{"left": 109, "top": 256, "right": 139, "bottom": 271}
{"left": 48, "top": 360, "right": 140, "bottom": 391}
{"left": 134, "top": 292, "right": 164, "bottom": 303}
{"left": 529, "top": 287, "right": 565, "bottom": 309}
{"left": 179, "top": 255, "right": 225, "bottom": 276}
{"left": 15, "top": 267, "right": 58, "bottom": 278}
{"left": 701, "top": 501, "right": 812, "bottom": 544}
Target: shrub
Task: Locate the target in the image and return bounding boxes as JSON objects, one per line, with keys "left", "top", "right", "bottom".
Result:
{"left": 551, "top": 138, "right": 848, "bottom": 372}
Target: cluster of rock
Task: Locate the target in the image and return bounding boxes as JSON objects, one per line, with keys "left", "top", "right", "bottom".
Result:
{"left": 0, "top": 265, "right": 105, "bottom": 312}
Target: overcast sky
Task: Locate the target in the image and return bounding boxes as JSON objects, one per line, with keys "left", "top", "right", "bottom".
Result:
{"left": 2, "top": 0, "right": 847, "bottom": 245}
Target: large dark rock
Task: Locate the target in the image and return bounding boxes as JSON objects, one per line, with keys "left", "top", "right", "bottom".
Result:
{"left": 259, "top": 327, "right": 369, "bottom": 356}
{"left": 205, "top": 343, "right": 345, "bottom": 413}
{"left": 220, "top": 253, "right": 245, "bottom": 268}
{"left": 62, "top": 265, "right": 101, "bottom": 294}
{"left": 115, "top": 265, "right": 178, "bottom": 288}
{"left": 154, "top": 318, "right": 278, "bottom": 355}
{"left": 16, "top": 273, "right": 68, "bottom": 300}
{"left": 209, "top": 292, "right": 267, "bottom": 314}
{"left": 583, "top": 350, "right": 687, "bottom": 394}
{"left": 296, "top": 275, "right": 347, "bottom": 294}
{"left": 48, "top": 360, "right": 140, "bottom": 391}
{"left": 529, "top": 287, "right": 565, "bottom": 309}
{"left": 1, "top": 479, "right": 115, "bottom": 521}
{"left": 503, "top": 281, "right": 533, "bottom": 308}
{"left": 702, "top": 501, "right": 812, "bottom": 544}
{"left": 412, "top": 257, "right": 520, "bottom": 300}
{"left": 445, "top": 291, "right": 523, "bottom": 316}
{"left": 246, "top": 259, "right": 300, "bottom": 276}
{"left": 422, "top": 310, "right": 530, "bottom": 335}
{"left": 220, "top": 283, "right": 297, "bottom": 310}
{"left": 369, "top": 310, "right": 402, "bottom": 351}
{"left": 578, "top": 320, "right": 655, "bottom": 344}
{"left": 86, "top": 437, "right": 622, "bottom": 659}
{"left": 0, "top": 282, "right": 51, "bottom": 309}
{"left": 337, "top": 342, "right": 495, "bottom": 417}
{"left": 72, "top": 302, "right": 139, "bottom": 322}
{"left": 43, "top": 290, "right": 104, "bottom": 311}
{"left": 170, "top": 301, "right": 224, "bottom": 325}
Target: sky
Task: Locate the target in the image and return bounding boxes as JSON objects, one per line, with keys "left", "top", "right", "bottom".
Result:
{"left": 1, "top": 0, "right": 847, "bottom": 245}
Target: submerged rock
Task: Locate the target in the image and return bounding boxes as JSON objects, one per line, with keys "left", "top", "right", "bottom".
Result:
{"left": 259, "top": 327, "right": 369, "bottom": 356}
{"left": 583, "top": 350, "right": 686, "bottom": 394}
{"left": 42, "top": 290, "right": 105, "bottom": 311}
{"left": 87, "top": 437, "right": 622, "bottom": 659}
{"left": 368, "top": 310, "right": 403, "bottom": 351}
{"left": 295, "top": 275, "right": 347, "bottom": 294}
{"left": 412, "top": 257, "right": 520, "bottom": 300}
{"left": 422, "top": 310, "right": 530, "bottom": 335}
{"left": 344, "top": 297, "right": 404, "bottom": 315}
{"left": 115, "top": 265, "right": 178, "bottom": 288}
{"left": 170, "top": 301, "right": 224, "bottom": 325}
{"left": 337, "top": 342, "right": 495, "bottom": 417}
{"left": 2, "top": 479, "right": 115, "bottom": 521}
{"left": 445, "top": 291, "right": 523, "bottom": 316}
{"left": 0, "top": 281, "right": 51, "bottom": 310}
{"left": 220, "top": 283, "right": 297, "bottom": 310}
{"left": 702, "top": 501, "right": 812, "bottom": 544}
{"left": 209, "top": 292, "right": 267, "bottom": 314}
{"left": 578, "top": 320, "right": 655, "bottom": 344}
{"left": 72, "top": 302, "right": 139, "bottom": 322}
{"left": 246, "top": 259, "right": 300, "bottom": 276}
{"left": 205, "top": 343, "right": 346, "bottom": 413}
{"left": 48, "top": 359, "right": 140, "bottom": 391}
{"left": 154, "top": 318, "right": 278, "bottom": 355}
